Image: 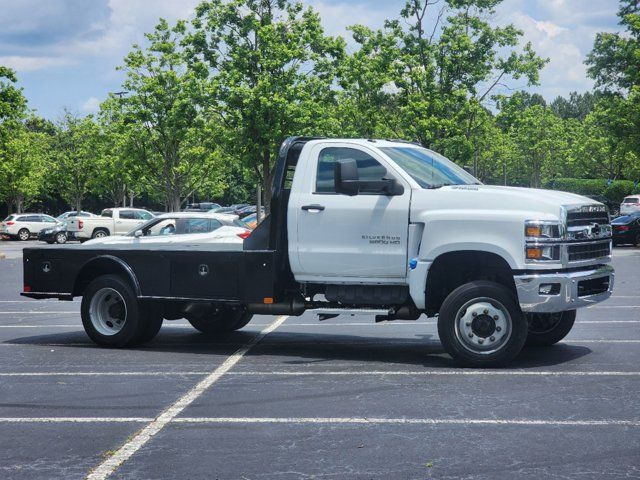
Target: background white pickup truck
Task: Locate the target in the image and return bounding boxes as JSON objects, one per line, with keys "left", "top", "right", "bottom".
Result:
{"left": 67, "top": 207, "right": 154, "bottom": 240}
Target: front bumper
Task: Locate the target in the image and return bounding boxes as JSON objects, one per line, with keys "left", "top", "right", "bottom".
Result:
{"left": 514, "top": 264, "right": 614, "bottom": 313}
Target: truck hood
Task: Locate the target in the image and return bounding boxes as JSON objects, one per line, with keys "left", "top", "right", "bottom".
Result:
{"left": 410, "top": 185, "right": 598, "bottom": 220}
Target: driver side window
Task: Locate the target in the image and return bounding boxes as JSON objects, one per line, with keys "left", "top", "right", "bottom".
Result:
{"left": 315, "top": 147, "right": 388, "bottom": 194}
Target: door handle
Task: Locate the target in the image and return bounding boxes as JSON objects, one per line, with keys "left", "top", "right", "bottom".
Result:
{"left": 301, "top": 204, "right": 325, "bottom": 211}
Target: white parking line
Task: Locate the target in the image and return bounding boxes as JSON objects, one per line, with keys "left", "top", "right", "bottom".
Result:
{"left": 0, "top": 371, "right": 209, "bottom": 376}
{"left": 1, "top": 416, "right": 637, "bottom": 426}
{"left": 0, "top": 312, "right": 77, "bottom": 314}
{"left": 0, "top": 417, "right": 152, "bottom": 423}
{"left": 0, "top": 300, "right": 61, "bottom": 303}
{"left": 86, "top": 315, "right": 288, "bottom": 480}
{"left": 588, "top": 305, "right": 640, "bottom": 309}
{"left": 173, "top": 417, "right": 640, "bottom": 427}
{"left": 1, "top": 370, "right": 639, "bottom": 377}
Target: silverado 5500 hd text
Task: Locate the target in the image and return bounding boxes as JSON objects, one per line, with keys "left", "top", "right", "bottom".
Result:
{"left": 22, "top": 137, "right": 614, "bottom": 366}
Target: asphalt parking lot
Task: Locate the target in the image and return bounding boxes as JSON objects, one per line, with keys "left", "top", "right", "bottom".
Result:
{"left": 1, "top": 240, "right": 639, "bottom": 479}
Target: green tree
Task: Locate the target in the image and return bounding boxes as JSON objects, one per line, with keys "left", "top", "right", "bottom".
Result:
{"left": 339, "top": 0, "right": 547, "bottom": 168}
{"left": 0, "top": 127, "right": 47, "bottom": 213}
{"left": 508, "top": 105, "right": 567, "bottom": 188}
{"left": 550, "top": 91, "right": 601, "bottom": 121}
{"left": 188, "top": 0, "right": 345, "bottom": 209}
{"left": 50, "top": 112, "right": 102, "bottom": 211}
{"left": 113, "top": 19, "right": 226, "bottom": 211}
{"left": 0, "top": 66, "right": 27, "bottom": 129}
{"left": 0, "top": 66, "right": 30, "bottom": 212}
{"left": 586, "top": 0, "right": 639, "bottom": 92}
{"left": 585, "top": 0, "right": 640, "bottom": 178}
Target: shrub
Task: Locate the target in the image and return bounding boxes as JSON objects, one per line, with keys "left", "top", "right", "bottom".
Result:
{"left": 544, "top": 178, "right": 637, "bottom": 203}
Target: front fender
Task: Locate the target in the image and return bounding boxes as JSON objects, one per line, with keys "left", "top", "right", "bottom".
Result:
{"left": 414, "top": 213, "right": 529, "bottom": 269}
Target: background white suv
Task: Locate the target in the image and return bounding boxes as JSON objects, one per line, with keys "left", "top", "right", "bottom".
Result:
{"left": 1, "top": 214, "right": 60, "bottom": 241}
{"left": 620, "top": 195, "right": 640, "bottom": 215}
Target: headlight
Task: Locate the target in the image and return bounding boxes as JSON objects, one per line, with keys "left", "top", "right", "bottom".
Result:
{"left": 525, "top": 220, "right": 561, "bottom": 240}
{"left": 525, "top": 245, "right": 561, "bottom": 262}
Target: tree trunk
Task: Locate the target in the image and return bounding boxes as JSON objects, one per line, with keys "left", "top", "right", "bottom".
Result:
{"left": 75, "top": 198, "right": 82, "bottom": 212}
{"left": 169, "top": 193, "right": 181, "bottom": 212}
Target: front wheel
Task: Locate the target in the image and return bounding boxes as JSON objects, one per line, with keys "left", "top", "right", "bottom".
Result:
{"left": 437, "top": 281, "right": 528, "bottom": 367}
{"left": 186, "top": 307, "right": 253, "bottom": 334}
{"left": 525, "top": 310, "right": 576, "bottom": 346}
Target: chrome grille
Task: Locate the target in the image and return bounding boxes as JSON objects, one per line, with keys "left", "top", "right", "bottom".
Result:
{"left": 566, "top": 210, "right": 609, "bottom": 228}
{"left": 568, "top": 241, "right": 611, "bottom": 262}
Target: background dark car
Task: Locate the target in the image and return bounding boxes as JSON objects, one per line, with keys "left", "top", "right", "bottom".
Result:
{"left": 612, "top": 212, "right": 640, "bottom": 246}
{"left": 586, "top": 194, "right": 619, "bottom": 217}
{"left": 183, "top": 202, "right": 221, "bottom": 212}
{"left": 236, "top": 205, "right": 266, "bottom": 218}
{"left": 38, "top": 222, "right": 73, "bottom": 244}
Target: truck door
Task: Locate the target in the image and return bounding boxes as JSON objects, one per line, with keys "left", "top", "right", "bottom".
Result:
{"left": 291, "top": 143, "right": 411, "bottom": 280}
{"left": 116, "top": 210, "right": 142, "bottom": 235}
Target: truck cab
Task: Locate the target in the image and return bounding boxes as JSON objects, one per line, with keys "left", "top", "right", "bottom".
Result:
{"left": 21, "top": 137, "right": 614, "bottom": 367}
{"left": 67, "top": 208, "right": 155, "bottom": 240}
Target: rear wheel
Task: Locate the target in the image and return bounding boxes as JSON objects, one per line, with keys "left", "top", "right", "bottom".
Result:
{"left": 18, "top": 228, "right": 30, "bottom": 241}
{"left": 437, "top": 281, "right": 528, "bottom": 367}
{"left": 92, "top": 229, "right": 109, "bottom": 239}
{"left": 55, "top": 232, "right": 67, "bottom": 244}
{"left": 81, "top": 275, "right": 162, "bottom": 347}
{"left": 186, "top": 307, "right": 253, "bottom": 334}
{"left": 525, "top": 310, "right": 576, "bottom": 346}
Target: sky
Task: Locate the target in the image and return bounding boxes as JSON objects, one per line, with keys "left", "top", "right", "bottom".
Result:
{"left": 0, "top": 0, "right": 621, "bottom": 120}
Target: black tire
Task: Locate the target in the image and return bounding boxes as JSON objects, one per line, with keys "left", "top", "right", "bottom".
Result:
{"left": 92, "top": 228, "right": 109, "bottom": 239}
{"left": 437, "top": 281, "right": 528, "bottom": 367}
{"left": 133, "top": 302, "right": 164, "bottom": 344}
{"left": 17, "top": 228, "right": 30, "bottom": 241}
{"left": 525, "top": 310, "right": 576, "bottom": 346}
{"left": 634, "top": 234, "right": 640, "bottom": 247}
{"left": 186, "top": 307, "right": 253, "bottom": 334}
{"left": 55, "top": 232, "right": 67, "bottom": 244}
{"left": 81, "top": 274, "right": 151, "bottom": 347}
{"left": 45, "top": 240, "right": 55, "bottom": 244}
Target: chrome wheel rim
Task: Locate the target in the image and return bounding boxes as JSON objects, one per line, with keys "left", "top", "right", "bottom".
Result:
{"left": 89, "top": 288, "right": 127, "bottom": 336}
{"left": 94, "top": 231, "right": 106, "bottom": 238}
{"left": 19, "top": 230, "right": 29, "bottom": 240}
{"left": 56, "top": 233, "right": 66, "bottom": 244}
{"left": 454, "top": 297, "right": 512, "bottom": 355}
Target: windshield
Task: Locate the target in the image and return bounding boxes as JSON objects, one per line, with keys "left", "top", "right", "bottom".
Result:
{"left": 623, "top": 197, "right": 640, "bottom": 204}
{"left": 379, "top": 146, "right": 480, "bottom": 188}
{"left": 613, "top": 214, "right": 640, "bottom": 224}
{"left": 127, "top": 216, "right": 226, "bottom": 236}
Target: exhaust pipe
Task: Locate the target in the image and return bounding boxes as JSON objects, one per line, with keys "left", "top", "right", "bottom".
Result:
{"left": 247, "top": 297, "right": 307, "bottom": 316}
